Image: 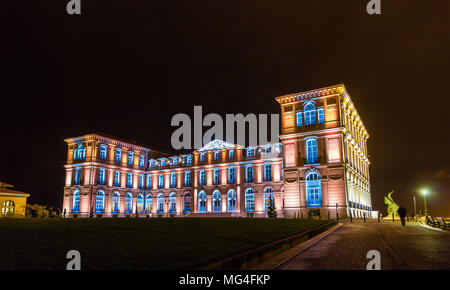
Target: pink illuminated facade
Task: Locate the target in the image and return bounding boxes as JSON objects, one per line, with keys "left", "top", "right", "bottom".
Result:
{"left": 63, "top": 84, "right": 372, "bottom": 218}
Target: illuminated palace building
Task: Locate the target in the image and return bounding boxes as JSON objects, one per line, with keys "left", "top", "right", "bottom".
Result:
{"left": 63, "top": 84, "right": 372, "bottom": 218}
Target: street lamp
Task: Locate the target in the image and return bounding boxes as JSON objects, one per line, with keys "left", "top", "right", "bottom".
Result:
{"left": 413, "top": 196, "right": 417, "bottom": 220}
{"left": 420, "top": 189, "right": 429, "bottom": 216}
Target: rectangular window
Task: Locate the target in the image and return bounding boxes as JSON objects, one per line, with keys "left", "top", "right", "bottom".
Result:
{"left": 114, "top": 171, "right": 120, "bottom": 187}
{"left": 147, "top": 175, "right": 152, "bottom": 189}
{"left": 199, "top": 170, "right": 205, "bottom": 186}
{"left": 228, "top": 167, "right": 235, "bottom": 184}
{"left": 128, "top": 152, "right": 134, "bottom": 165}
{"left": 127, "top": 173, "right": 133, "bottom": 188}
{"left": 115, "top": 150, "right": 122, "bottom": 163}
{"left": 246, "top": 166, "right": 253, "bottom": 183}
{"left": 158, "top": 174, "right": 164, "bottom": 189}
{"left": 296, "top": 112, "right": 302, "bottom": 127}
{"left": 184, "top": 171, "right": 190, "bottom": 187}
{"left": 100, "top": 146, "right": 107, "bottom": 160}
{"left": 318, "top": 108, "right": 324, "bottom": 124}
{"left": 139, "top": 175, "right": 144, "bottom": 189}
{"left": 139, "top": 155, "right": 145, "bottom": 167}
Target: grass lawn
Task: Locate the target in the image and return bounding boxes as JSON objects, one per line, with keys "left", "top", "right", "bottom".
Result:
{"left": 0, "top": 218, "right": 331, "bottom": 270}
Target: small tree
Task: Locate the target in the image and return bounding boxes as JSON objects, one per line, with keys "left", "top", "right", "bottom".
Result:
{"left": 267, "top": 195, "right": 277, "bottom": 218}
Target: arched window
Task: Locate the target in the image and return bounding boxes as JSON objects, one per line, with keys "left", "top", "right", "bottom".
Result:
{"left": 184, "top": 193, "right": 191, "bottom": 213}
{"left": 247, "top": 148, "right": 254, "bottom": 157}
{"left": 199, "top": 169, "right": 206, "bottom": 186}
{"left": 145, "top": 194, "right": 152, "bottom": 213}
{"left": 114, "top": 171, "right": 120, "bottom": 187}
{"left": 127, "top": 172, "right": 133, "bottom": 188}
{"left": 229, "top": 150, "right": 234, "bottom": 159}
{"left": 264, "top": 163, "right": 272, "bottom": 181}
{"left": 95, "top": 190, "right": 105, "bottom": 213}
{"left": 169, "top": 192, "right": 177, "bottom": 214}
{"left": 160, "top": 159, "right": 166, "bottom": 166}
{"left": 98, "top": 168, "right": 106, "bottom": 185}
{"left": 128, "top": 152, "right": 134, "bottom": 165}
{"left": 157, "top": 193, "right": 164, "bottom": 214}
{"left": 72, "top": 189, "right": 80, "bottom": 213}
{"left": 74, "top": 167, "right": 81, "bottom": 185}
{"left": 170, "top": 172, "right": 176, "bottom": 188}
{"left": 172, "top": 157, "right": 178, "bottom": 166}
{"left": 245, "top": 188, "right": 255, "bottom": 212}
{"left": 264, "top": 187, "right": 274, "bottom": 212}
{"left": 115, "top": 148, "right": 122, "bottom": 163}
{"left": 227, "top": 190, "right": 236, "bottom": 212}
{"left": 1, "top": 200, "right": 15, "bottom": 216}
{"left": 198, "top": 191, "right": 206, "bottom": 213}
{"left": 212, "top": 190, "right": 221, "bottom": 212}
{"left": 245, "top": 165, "right": 253, "bottom": 183}
{"left": 213, "top": 168, "right": 220, "bottom": 185}
{"left": 125, "top": 193, "right": 132, "bottom": 214}
{"left": 304, "top": 103, "right": 316, "bottom": 126}
{"left": 76, "top": 144, "right": 86, "bottom": 160}
{"left": 186, "top": 155, "right": 193, "bottom": 164}
{"left": 99, "top": 145, "right": 107, "bottom": 160}
{"left": 184, "top": 171, "right": 191, "bottom": 187}
{"left": 228, "top": 166, "right": 235, "bottom": 184}
{"left": 112, "top": 192, "right": 120, "bottom": 213}
{"left": 158, "top": 174, "right": 164, "bottom": 189}
{"left": 306, "top": 139, "right": 318, "bottom": 164}
{"left": 214, "top": 151, "right": 220, "bottom": 161}
{"left": 147, "top": 174, "right": 152, "bottom": 189}
{"left": 306, "top": 172, "right": 322, "bottom": 207}
{"left": 149, "top": 159, "right": 155, "bottom": 168}
{"left": 136, "top": 194, "right": 144, "bottom": 214}
{"left": 200, "top": 153, "right": 206, "bottom": 162}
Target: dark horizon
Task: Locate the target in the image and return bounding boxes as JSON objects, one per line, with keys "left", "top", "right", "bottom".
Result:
{"left": 1, "top": 0, "right": 449, "bottom": 216}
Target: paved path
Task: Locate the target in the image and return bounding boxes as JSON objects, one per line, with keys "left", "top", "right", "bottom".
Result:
{"left": 278, "top": 220, "right": 450, "bottom": 270}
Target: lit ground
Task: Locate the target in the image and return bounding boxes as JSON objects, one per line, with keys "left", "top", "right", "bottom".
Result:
{"left": 0, "top": 218, "right": 329, "bottom": 270}
{"left": 278, "top": 220, "right": 450, "bottom": 270}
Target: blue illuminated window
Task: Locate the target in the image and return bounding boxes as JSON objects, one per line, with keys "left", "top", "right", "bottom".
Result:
{"left": 186, "top": 155, "right": 192, "bottom": 164}
{"left": 184, "top": 193, "right": 191, "bottom": 213}
{"left": 112, "top": 192, "right": 120, "bottom": 213}
{"left": 72, "top": 189, "right": 80, "bottom": 213}
{"left": 247, "top": 148, "right": 254, "bottom": 157}
{"left": 114, "top": 171, "right": 120, "bottom": 187}
{"left": 304, "top": 103, "right": 316, "bottom": 126}
{"left": 160, "top": 159, "right": 166, "bottom": 166}
{"left": 99, "top": 145, "right": 107, "bottom": 160}
{"left": 200, "top": 153, "right": 206, "bottom": 162}
{"left": 147, "top": 174, "right": 152, "bottom": 189}
{"left": 306, "top": 172, "right": 322, "bottom": 207}
{"left": 157, "top": 194, "right": 164, "bottom": 214}
{"left": 128, "top": 152, "right": 134, "bottom": 165}
{"left": 245, "top": 188, "right": 255, "bottom": 212}
{"left": 198, "top": 191, "right": 206, "bottom": 213}
{"left": 75, "top": 144, "right": 86, "bottom": 160}
{"left": 212, "top": 190, "right": 221, "bottom": 212}
{"left": 125, "top": 193, "right": 132, "bottom": 214}
{"left": 170, "top": 172, "right": 176, "bottom": 188}
{"left": 264, "top": 187, "right": 274, "bottom": 213}
{"left": 227, "top": 190, "right": 236, "bottom": 212}
{"left": 199, "top": 169, "right": 206, "bottom": 186}
{"left": 138, "top": 174, "right": 144, "bottom": 189}
{"left": 98, "top": 168, "right": 106, "bottom": 185}
{"left": 228, "top": 166, "right": 235, "bottom": 184}
{"left": 127, "top": 173, "right": 133, "bottom": 188}
{"left": 95, "top": 190, "right": 105, "bottom": 213}
{"left": 139, "top": 155, "right": 145, "bottom": 167}
{"left": 136, "top": 194, "right": 143, "bottom": 214}
{"left": 213, "top": 168, "right": 220, "bottom": 185}
{"left": 115, "top": 149, "right": 122, "bottom": 163}
{"left": 229, "top": 150, "right": 234, "bottom": 159}
{"left": 145, "top": 194, "right": 152, "bottom": 213}
{"left": 264, "top": 163, "right": 272, "bottom": 181}
{"left": 149, "top": 160, "right": 155, "bottom": 168}
{"left": 296, "top": 112, "right": 303, "bottom": 127}
{"left": 74, "top": 167, "right": 81, "bottom": 185}
{"left": 169, "top": 192, "right": 177, "bottom": 214}
{"left": 214, "top": 151, "right": 220, "bottom": 161}
{"left": 306, "top": 139, "right": 318, "bottom": 164}
{"left": 158, "top": 174, "right": 164, "bottom": 189}
{"left": 184, "top": 171, "right": 191, "bottom": 187}
{"left": 245, "top": 165, "right": 253, "bottom": 183}
{"left": 318, "top": 108, "right": 324, "bottom": 124}
{"left": 172, "top": 158, "right": 178, "bottom": 166}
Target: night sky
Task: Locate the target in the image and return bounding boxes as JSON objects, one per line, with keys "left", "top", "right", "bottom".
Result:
{"left": 2, "top": 0, "right": 449, "bottom": 216}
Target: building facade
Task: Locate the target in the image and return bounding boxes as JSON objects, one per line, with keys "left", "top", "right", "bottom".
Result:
{"left": 0, "top": 182, "right": 30, "bottom": 217}
{"left": 63, "top": 84, "right": 372, "bottom": 218}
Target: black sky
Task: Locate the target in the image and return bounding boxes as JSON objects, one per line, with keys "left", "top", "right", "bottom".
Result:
{"left": 1, "top": 0, "right": 449, "bottom": 216}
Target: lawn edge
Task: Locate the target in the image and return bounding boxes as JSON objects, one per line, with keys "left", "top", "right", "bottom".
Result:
{"left": 198, "top": 220, "right": 338, "bottom": 270}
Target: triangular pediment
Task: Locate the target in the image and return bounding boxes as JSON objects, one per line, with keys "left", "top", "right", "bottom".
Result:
{"left": 198, "top": 139, "right": 237, "bottom": 152}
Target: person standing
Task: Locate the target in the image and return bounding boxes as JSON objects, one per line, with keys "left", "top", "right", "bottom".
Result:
{"left": 397, "top": 205, "right": 407, "bottom": 226}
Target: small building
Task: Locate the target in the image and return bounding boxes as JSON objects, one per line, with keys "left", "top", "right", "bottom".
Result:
{"left": 0, "top": 182, "right": 30, "bottom": 217}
